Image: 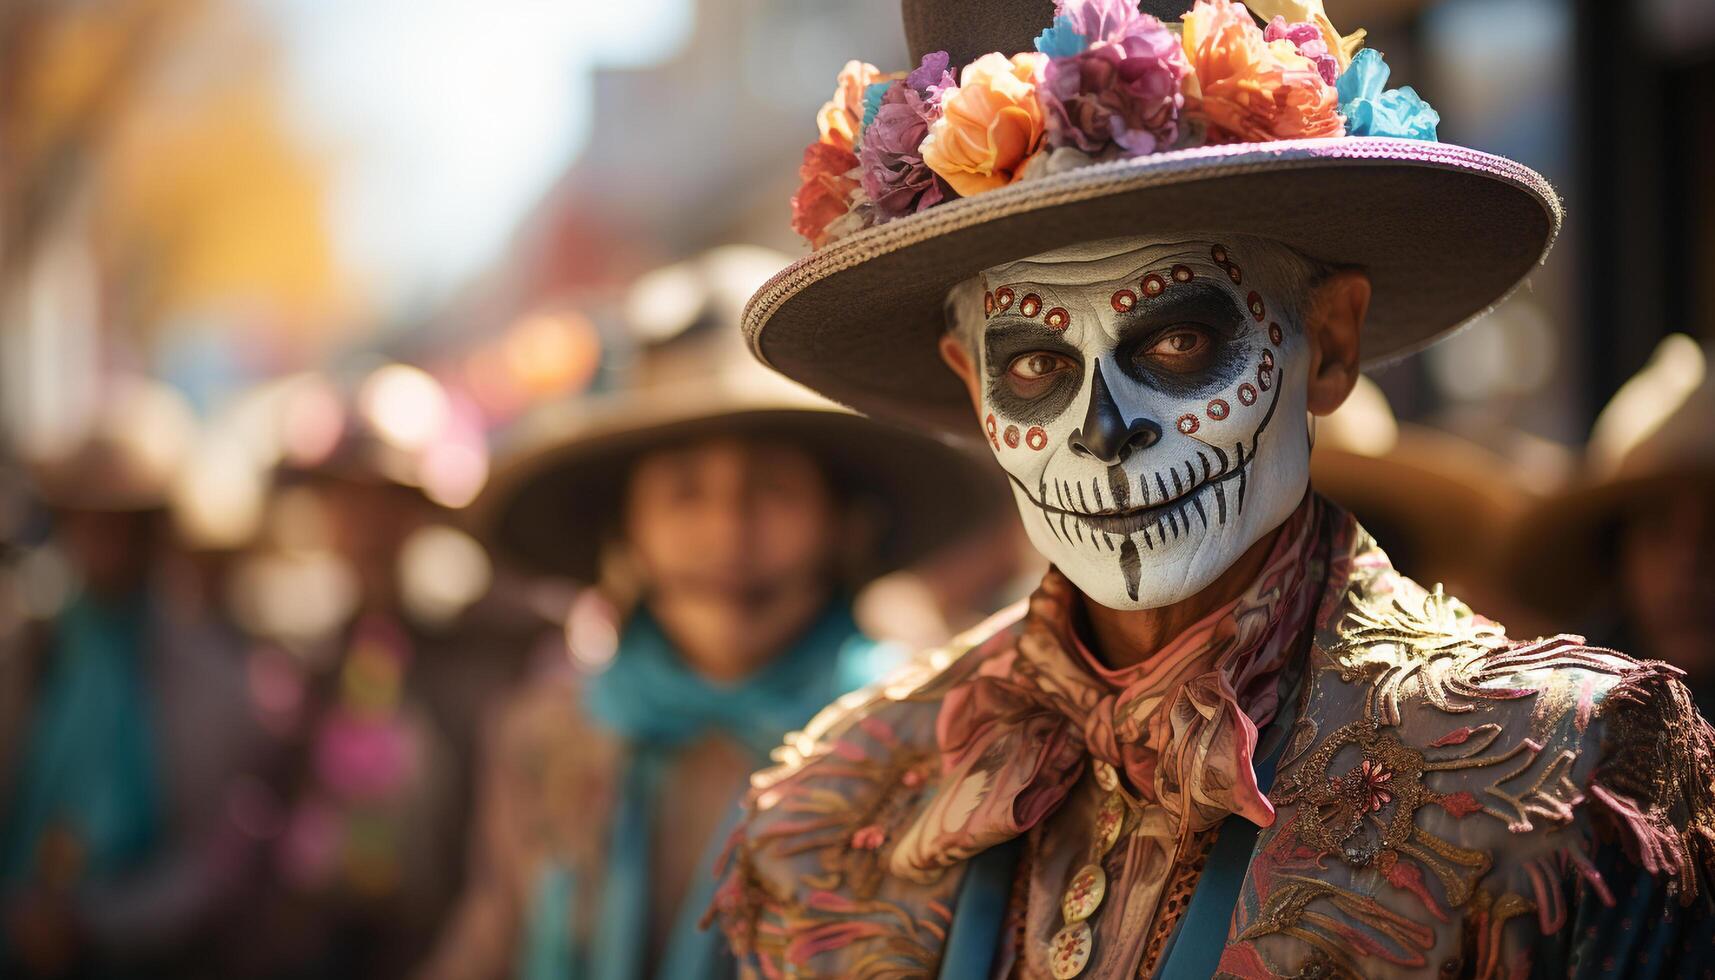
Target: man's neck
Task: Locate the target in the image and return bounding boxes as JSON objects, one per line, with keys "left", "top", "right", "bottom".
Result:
{"left": 649, "top": 584, "right": 833, "bottom": 684}
{"left": 1082, "top": 525, "right": 1284, "bottom": 670}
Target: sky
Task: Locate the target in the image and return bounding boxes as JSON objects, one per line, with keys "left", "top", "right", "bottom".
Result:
{"left": 246, "top": 0, "right": 692, "bottom": 311}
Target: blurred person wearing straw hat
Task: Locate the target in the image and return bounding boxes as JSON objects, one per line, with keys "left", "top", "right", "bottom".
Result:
{"left": 1312, "top": 376, "right": 1571, "bottom": 636}
{"left": 235, "top": 367, "right": 525, "bottom": 980}
{"left": 419, "top": 246, "right": 1008, "bottom": 980}
{"left": 1507, "top": 334, "right": 1715, "bottom": 709}
{"left": 708, "top": 1, "right": 1715, "bottom": 976}
{"left": 0, "top": 380, "right": 270, "bottom": 978}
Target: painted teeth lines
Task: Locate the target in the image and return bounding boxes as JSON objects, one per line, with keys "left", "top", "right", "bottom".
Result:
{"left": 1033, "top": 441, "right": 1249, "bottom": 548}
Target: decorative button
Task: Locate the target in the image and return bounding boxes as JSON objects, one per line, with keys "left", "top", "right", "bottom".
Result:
{"left": 1094, "top": 793, "right": 1125, "bottom": 855}
{"left": 1061, "top": 863, "right": 1107, "bottom": 922}
{"left": 1092, "top": 759, "right": 1119, "bottom": 792}
{"left": 1049, "top": 920, "right": 1093, "bottom": 979}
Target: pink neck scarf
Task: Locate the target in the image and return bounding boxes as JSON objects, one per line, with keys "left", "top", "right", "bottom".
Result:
{"left": 891, "top": 496, "right": 1335, "bottom": 878}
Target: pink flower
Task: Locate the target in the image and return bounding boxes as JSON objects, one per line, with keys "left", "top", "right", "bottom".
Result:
{"left": 1264, "top": 15, "right": 1338, "bottom": 85}
{"left": 1359, "top": 757, "right": 1394, "bottom": 813}
{"left": 1041, "top": 13, "right": 1190, "bottom": 156}
{"left": 1055, "top": 0, "right": 1159, "bottom": 45}
{"left": 849, "top": 824, "right": 887, "bottom": 850}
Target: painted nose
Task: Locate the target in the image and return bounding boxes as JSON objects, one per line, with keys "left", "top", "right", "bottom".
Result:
{"left": 1067, "top": 362, "right": 1161, "bottom": 464}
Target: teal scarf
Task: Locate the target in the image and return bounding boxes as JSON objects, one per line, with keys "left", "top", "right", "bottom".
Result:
{"left": 518, "top": 599, "right": 891, "bottom": 980}
{"left": 1, "top": 592, "right": 162, "bottom": 888}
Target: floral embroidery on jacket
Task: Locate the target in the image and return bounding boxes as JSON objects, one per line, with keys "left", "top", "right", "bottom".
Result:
{"left": 711, "top": 506, "right": 1715, "bottom": 979}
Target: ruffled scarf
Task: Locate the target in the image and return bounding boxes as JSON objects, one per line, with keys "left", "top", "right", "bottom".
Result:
{"left": 892, "top": 496, "right": 1338, "bottom": 878}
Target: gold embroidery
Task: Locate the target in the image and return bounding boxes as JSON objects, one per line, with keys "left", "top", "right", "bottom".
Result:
{"left": 1234, "top": 874, "right": 1435, "bottom": 974}
{"left": 1462, "top": 889, "right": 1536, "bottom": 980}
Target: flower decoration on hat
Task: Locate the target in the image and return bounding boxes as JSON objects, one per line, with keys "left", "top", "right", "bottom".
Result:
{"left": 1336, "top": 48, "right": 1440, "bottom": 140}
{"left": 788, "top": 0, "right": 1440, "bottom": 247}
{"left": 859, "top": 52, "right": 959, "bottom": 222}
{"left": 920, "top": 52, "right": 1050, "bottom": 197}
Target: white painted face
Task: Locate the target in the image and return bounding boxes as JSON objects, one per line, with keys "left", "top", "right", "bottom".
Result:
{"left": 959, "top": 236, "right": 1313, "bottom": 610}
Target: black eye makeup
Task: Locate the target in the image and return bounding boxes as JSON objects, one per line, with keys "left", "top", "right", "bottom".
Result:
{"left": 983, "top": 320, "right": 1085, "bottom": 424}
{"left": 1111, "top": 281, "right": 1252, "bottom": 397}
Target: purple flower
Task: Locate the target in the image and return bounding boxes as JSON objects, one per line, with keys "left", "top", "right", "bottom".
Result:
{"left": 1264, "top": 15, "right": 1338, "bottom": 86}
{"left": 859, "top": 52, "right": 956, "bottom": 221}
{"left": 1055, "top": 0, "right": 1155, "bottom": 46}
{"left": 907, "top": 49, "right": 953, "bottom": 95}
{"left": 1040, "top": 15, "right": 1189, "bottom": 156}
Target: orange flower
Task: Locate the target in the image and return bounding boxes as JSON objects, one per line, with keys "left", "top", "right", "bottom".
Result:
{"left": 1180, "top": 0, "right": 1342, "bottom": 144}
{"left": 790, "top": 140, "right": 861, "bottom": 247}
{"left": 922, "top": 52, "right": 1048, "bottom": 198}
{"left": 817, "top": 60, "right": 883, "bottom": 153}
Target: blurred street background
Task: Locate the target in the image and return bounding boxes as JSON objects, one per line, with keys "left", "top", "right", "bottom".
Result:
{"left": 0, "top": 0, "right": 1711, "bottom": 977}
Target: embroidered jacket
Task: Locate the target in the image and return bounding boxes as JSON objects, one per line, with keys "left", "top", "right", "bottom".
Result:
{"left": 710, "top": 520, "right": 1715, "bottom": 978}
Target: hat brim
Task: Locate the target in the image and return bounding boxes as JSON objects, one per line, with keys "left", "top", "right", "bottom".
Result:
{"left": 746, "top": 137, "right": 1561, "bottom": 434}
{"left": 475, "top": 391, "right": 1011, "bottom": 583}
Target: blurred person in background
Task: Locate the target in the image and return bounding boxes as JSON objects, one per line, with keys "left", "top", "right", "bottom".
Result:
{"left": 709, "top": 0, "right": 1715, "bottom": 975}
{"left": 0, "top": 381, "right": 269, "bottom": 979}
{"left": 1508, "top": 334, "right": 1715, "bottom": 708}
{"left": 1312, "top": 376, "right": 1571, "bottom": 637}
{"left": 419, "top": 247, "right": 1008, "bottom": 980}
{"left": 235, "top": 370, "right": 531, "bottom": 980}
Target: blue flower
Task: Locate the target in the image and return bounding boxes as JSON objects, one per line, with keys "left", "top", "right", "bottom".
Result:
{"left": 860, "top": 80, "right": 894, "bottom": 135}
{"left": 1336, "top": 49, "right": 1440, "bottom": 141}
{"left": 1035, "top": 14, "right": 1089, "bottom": 58}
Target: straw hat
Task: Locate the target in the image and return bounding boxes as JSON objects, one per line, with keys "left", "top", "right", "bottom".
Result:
{"left": 745, "top": 0, "right": 1561, "bottom": 433}
{"left": 28, "top": 377, "right": 197, "bottom": 513}
{"left": 475, "top": 248, "right": 1009, "bottom": 582}
{"left": 1504, "top": 334, "right": 1715, "bottom": 619}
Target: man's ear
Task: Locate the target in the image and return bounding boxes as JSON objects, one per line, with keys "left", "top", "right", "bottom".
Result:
{"left": 938, "top": 333, "right": 984, "bottom": 417}
{"left": 1303, "top": 270, "right": 1370, "bottom": 417}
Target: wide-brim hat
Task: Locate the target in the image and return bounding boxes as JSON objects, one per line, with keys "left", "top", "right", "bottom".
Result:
{"left": 475, "top": 251, "right": 1009, "bottom": 583}
{"left": 746, "top": 0, "right": 1562, "bottom": 434}
{"left": 28, "top": 377, "right": 197, "bottom": 513}
{"left": 1310, "top": 378, "right": 1565, "bottom": 599}
{"left": 1504, "top": 335, "right": 1715, "bottom": 620}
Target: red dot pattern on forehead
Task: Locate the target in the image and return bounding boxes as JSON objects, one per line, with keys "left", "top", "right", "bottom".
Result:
{"left": 1177, "top": 414, "right": 1199, "bottom": 435}
{"left": 1258, "top": 363, "right": 1273, "bottom": 391}
{"left": 1261, "top": 349, "right": 1275, "bottom": 371}
{"left": 1044, "top": 307, "right": 1069, "bottom": 330}
{"left": 1238, "top": 383, "right": 1257, "bottom": 405}
{"left": 985, "top": 413, "right": 999, "bottom": 449}
{"left": 1269, "top": 322, "right": 1283, "bottom": 345}
{"left": 1142, "top": 274, "right": 1166, "bottom": 297}
{"left": 1247, "top": 291, "right": 1266, "bottom": 321}
{"left": 1211, "top": 244, "right": 1228, "bottom": 263}
{"left": 1111, "top": 289, "right": 1136, "bottom": 312}
{"left": 994, "top": 287, "right": 1014, "bottom": 313}
{"left": 1025, "top": 426, "right": 1048, "bottom": 450}
{"left": 1003, "top": 424, "right": 1021, "bottom": 448}
{"left": 1171, "top": 264, "right": 1193, "bottom": 283}
{"left": 1207, "top": 398, "right": 1229, "bottom": 420}
{"left": 1019, "top": 293, "right": 1042, "bottom": 318}
{"left": 984, "top": 291, "right": 996, "bottom": 316}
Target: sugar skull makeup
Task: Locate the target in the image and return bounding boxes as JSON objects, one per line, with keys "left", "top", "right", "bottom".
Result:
{"left": 955, "top": 236, "right": 1316, "bottom": 610}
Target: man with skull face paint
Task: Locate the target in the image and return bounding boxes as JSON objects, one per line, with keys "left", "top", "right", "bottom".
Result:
{"left": 709, "top": 0, "right": 1715, "bottom": 977}
{"left": 950, "top": 236, "right": 1324, "bottom": 612}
